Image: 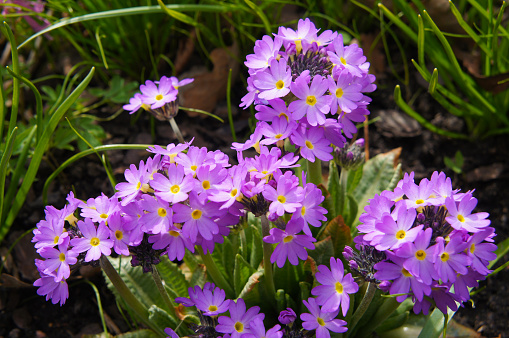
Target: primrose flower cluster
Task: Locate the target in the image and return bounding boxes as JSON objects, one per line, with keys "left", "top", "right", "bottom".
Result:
{"left": 346, "top": 171, "right": 497, "bottom": 315}
{"left": 237, "top": 18, "right": 375, "bottom": 162}
{"left": 123, "top": 75, "right": 194, "bottom": 121}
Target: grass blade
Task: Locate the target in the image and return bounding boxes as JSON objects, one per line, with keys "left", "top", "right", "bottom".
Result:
{"left": 2, "top": 67, "right": 95, "bottom": 237}
{"left": 0, "top": 127, "right": 18, "bottom": 238}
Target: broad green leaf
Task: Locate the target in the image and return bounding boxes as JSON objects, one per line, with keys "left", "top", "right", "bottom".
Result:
{"left": 238, "top": 269, "right": 263, "bottom": 303}
{"left": 309, "top": 236, "right": 335, "bottom": 266}
{"left": 318, "top": 215, "right": 352, "bottom": 257}
{"left": 234, "top": 254, "right": 256, "bottom": 296}
{"left": 249, "top": 225, "right": 263, "bottom": 269}
{"left": 104, "top": 256, "right": 166, "bottom": 311}
{"left": 344, "top": 194, "right": 359, "bottom": 227}
{"left": 183, "top": 250, "right": 201, "bottom": 271}
{"left": 346, "top": 164, "right": 364, "bottom": 194}
{"left": 189, "top": 263, "right": 207, "bottom": 288}
{"left": 222, "top": 236, "right": 235, "bottom": 280}
{"left": 275, "top": 289, "right": 286, "bottom": 313}
{"left": 156, "top": 256, "right": 190, "bottom": 298}
{"left": 352, "top": 148, "right": 403, "bottom": 228}
{"left": 148, "top": 305, "right": 178, "bottom": 334}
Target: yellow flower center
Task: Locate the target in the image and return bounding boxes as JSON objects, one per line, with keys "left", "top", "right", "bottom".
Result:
{"left": 169, "top": 230, "right": 180, "bottom": 237}
{"left": 100, "top": 213, "right": 108, "bottom": 219}
{"left": 470, "top": 243, "right": 475, "bottom": 253}
{"left": 90, "top": 237, "right": 100, "bottom": 247}
{"left": 416, "top": 199, "right": 424, "bottom": 204}
{"left": 115, "top": 230, "right": 123, "bottom": 240}
{"left": 191, "top": 165, "right": 198, "bottom": 172}
{"left": 335, "top": 281, "right": 343, "bottom": 294}
{"left": 155, "top": 94, "right": 163, "bottom": 101}
{"left": 440, "top": 252, "right": 449, "bottom": 262}
{"left": 335, "top": 88, "right": 344, "bottom": 98}
{"left": 54, "top": 235, "right": 60, "bottom": 244}
{"left": 457, "top": 214, "right": 465, "bottom": 222}
{"left": 279, "top": 112, "right": 289, "bottom": 121}
{"left": 192, "top": 210, "right": 202, "bottom": 220}
{"left": 317, "top": 317, "right": 326, "bottom": 326}
{"left": 301, "top": 206, "right": 306, "bottom": 216}
{"left": 158, "top": 208, "right": 167, "bottom": 217}
{"left": 136, "top": 182, "right": 142, "bottom": 190}
{"left": 305, "top": 140, "right": 314, "bottom": 149}
{"left": 234, "top": 322, "right": 244, "bottom": 333}
{"left": 340, "top": 57, "right": 347, "bottom": 65}
{"left": 230, "top": 188, "right": 238, "bottom": 197}
{"left": 396, "top": 230, "right": 406, "bottom": 240}
{"left": 276, "top": 79, "right": 285, "bottom": 89}
{"left": 171, "top": 185, "right": 180, "bottom": 194}
{"left": 277, "top": 195, "right": 286, "bottom": 204}
{"left": 59, "top": 253, "right": 66, "bottom": 262}
{"left": 415, "top": 250, "right": 426, "bottom": 261}
{"left": 202, "top": 181, "right": 211, "bottom": 190}
{"left": 306, "top": 95, "right": 317, "bottom": 106}
{"left": 275, "top": 133, "right": 283, "bottom": 139}
{"left": 283, "top": 235, "right": 294, "bottom": 243}
{"left": 402, "top": 268, "right": 412, "bottom": 277}
{"left": 208, "top": 305, "right": 218, "bottom": 312}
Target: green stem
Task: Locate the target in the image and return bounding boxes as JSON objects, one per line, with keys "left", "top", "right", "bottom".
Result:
{"left": 152, "top": 265, "right": 177, "bottom": 318}
{"left": 306, "top": 159, "right": 322, "bottom": 187}
{"left": 197, "top": 246, "right": 235, "bottom": 299}
{"left": 348, "top": 282, "right": 377, "bottom": 334}
{"left": 169, "top": 117, "right": 185, "bottom": 144}
{"left": 261, "top": 214, "right": 276, "bottom": 301}
{"left": 85, "top": 280, "right": 108, "bottom": 335}
{"left": 355, "top": 295, "right": 401, "bottom": 337}
{"left": 337, "top": 167, "right": 349, "bottom": 216}
{"left": 99, "top": 256, "right": 165, "bottom": 336}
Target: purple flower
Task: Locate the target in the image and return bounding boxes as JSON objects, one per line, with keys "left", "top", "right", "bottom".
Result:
{"left": 80, "top": 193, "right": 120, "bottom": 225}
{"left": 288, "top": 73, "right": 331, "bottom": 126}
{"left": 165, "top": 327, "right": 179, "bottom": 338}
{"left": 115, "top": 160, "right": 150, "bottom": 206}
{"left": 254, "top": 98, "right": 292, "bottom": 122}
{"left": 216, "top": 298, "right": 264, "bottom": 338}
{"left": 258, "top": 116, "right": 297, "bottom": 146}
{"left": 70, "top": 218, "right": 114, "bottom": 262}
{"left": 327, "top": 72, "right": 363, "bottom": 114}
{"left": 243, "top": 317, "right": 282, "bottom": 338}
{"left": 151, "top": 163, "right": 196, "bottom": 204}
{"left": 254, "top": 58, "right": 292, "bottom": 100}
{"left": 139, "top": 79, "right": 177, "bottom": 109}
{"left": 278, "top": 308, "right": 297, "bottom": 325}
{"left": 291, "top": 179, "right": 327, "bottom": 236}
{"left": 433, "top": 235, "right": 471, "bottom": 283}
{"left": 39, "top": 243, "right": 78, "bottom": 282}
{"left": 300, "top": 298, "right": 348, "bottom": 338}
{"left": 327, "top": 35, "right": 367, "bottom": 78}
{"left": 262, "top": 174, "right": 303, "bottom": 216}
{"left": 34, "top": 272, "right": 69, "bottom": 306}
{"left": 245, "top": 35, "right": 283, "bottom": 72}
{"left": 311, "top": 257, "right": 359, "bottom": 315}
{"left": 396, "top": 228, "right": 438, "bottom": 285}
{"left": 123, "top": 93, "right": 144, "bottom": 113}
{"left": 194, "top": 285, "right": 231, "bottom": 316}
{"left": 290, "top": 126, "right": 333, "bottom": 162}
{"left": 139, "top": 195, "right": 173, "bottom": 235}
{"left": 373, "top": 208, "right": 422, "bottom": 251}
{"left": 263, "top": 218, "right": 316, "bottom": 267}
{"left": 445, "top": 193, "right": 491, "bottom": 233}
{"left": 107, "top": 212, "right": 132, "bottom": 256}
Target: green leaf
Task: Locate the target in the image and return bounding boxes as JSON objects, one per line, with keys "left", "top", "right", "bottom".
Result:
{"left": 326, "top": 161, "right": 340, "bottom": 219}
{"left": 237, "top": 268, "right": 264, "bottom": 303}
{"left": 249, "top": 224, "right": 263, "bottom": 269}
{"left": 346, "top": 164, "right": 364, "bottom": 194}
{"left": 148, "top": 305, "right": 178, "bottom": 334}
{"left": 183, "top": 250, "right": 201, "bottom": 271}
{"left": 114, "top": 330, "right": 159, "bottom": 338}
{"left": 317, "top": 215, "right": 352, "bottom": 258}
{"left": 308, "top": 236, "right": 334, "bottom": 266}
{"left": 222, "top": 236, "right": 235, "bottom": 280}
{"left": 189, "top": 263, "right": 207, "bottom": 289}
{"left": 104, "top": 256, "right": 166, "bottom": 311}
{"left": 352, "top": 148, "right": 402, "bottom": 227}
{"left": 234, "top": 254, "right": 256, "bottom": 296}
{"left": 156, "top": 256, "right": 190, "bottom": 298}
{"left": 344, "top": 194, "right": 359, "bottom": 227}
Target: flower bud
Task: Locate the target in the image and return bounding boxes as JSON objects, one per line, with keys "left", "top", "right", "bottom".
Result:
{"left": 334, "top": 138, "right": 365, "bottom": 171}
{"left": 278, "top": 308, "right": 297, "bottom": 325}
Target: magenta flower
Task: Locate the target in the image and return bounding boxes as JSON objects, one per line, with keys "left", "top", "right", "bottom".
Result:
{"left": 70, "top": 218, "right": 114, "bottom": 262}
{"left": 300, "top": 298, "right": 348, "bottom": 338}
{"left": 288, "top": 73, "right": 331, "bottom": 126}
{"left": 245, "top": 35, "right": 283, "bottom": 72}
{"left": 254, "top": 98, "right": 292, "bottom": 122}
{"left": 258, "top": 116, "right": 297, "bottom": 146}
{"left": 216, "top": 298, "right": 264, "bottom": 338}
{"left": 148, "top": 226, "right": 195, "bottom": 261}
{"left": 173, "top": 192, "right": 221, "bottom": 242}
{"left": 80, "top": 193, "right": 120, "bottom": 225}
{"left": 374, "top": 208, "right": 422, "bottom": 251}
{"left": 139, "top": 79, "right": 177, "bottom": 109}
{"left": 123, "top": 93, "right": 144, "bottom": 113}
{"left": 151, "top": 163, "right": 196, "bottom": 204}
{"left": 311, "top": 257, "right": 359, "bottom": 315}
{"left": 445, "top": 193, "right": 491, "bottom": 233}
{"left": 254, "top": 58, "right": 292, "bottom": 100}
{"left": 327, "top": 35, "right": 367, "bottom": 78}
{"left": 292, "top": 179, "right": 327, "bottom": 235}
{"left": 290, "top": 126, "right": 333, "bottom": 162}
{"left": 262, "top": 173, "right": 303, "bottom": 216}
{"left": 433, "top": 235, "right": 470, "bottom": 283}
{"left": 328, "top": 72, "right": 363, "bottom": 114}
{"left": 115, "top": 160, "right": 151, "bottom": 206}
{"left": 139, "top": 194, "right": 173, "bottom": 235}
{"left": 263, "top": 218, "right": 316, "bottom": 267}
{"left": 175, "top": 146, "right": 208, "bottom": 177}
{"left": 193, "top": 285, "right": 231, "bottom": 316}
{"left": 243, "top": 317, "right": 282, "bottom": 338}
{"left": 34, "top": 273, "right": 69, "bottom": 306}
{"left": 39, "top": 243, "right": 78, "bottom": 282}
{"left": 107, "top": 211, "right": 131, "bottom": 256}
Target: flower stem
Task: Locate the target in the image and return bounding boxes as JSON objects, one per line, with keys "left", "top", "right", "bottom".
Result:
{"left": 169, "top": 117, "right": 185, "bottom": 144}
{"left": 261, "top": 214, "right": 276, "bottom": 301}
{"left": 152, "top": 265, "right": 177, "bottom": 318}
{"left": 355, "top": 294, "right": 401, "bottom": 337}
{"left": 348, "top": 282, "right": 377, "bottom": 334}
{"left": 338, "top": 167, "right": 348, "bottom": 216}
{"left": 197, "top": 246, "right": 235, "bottom": 299}
{"left": 99, "top": 256, "right": 165, "bottom": 336}
{"left": 306, "top": 159, "right": 322, "bottom": 187}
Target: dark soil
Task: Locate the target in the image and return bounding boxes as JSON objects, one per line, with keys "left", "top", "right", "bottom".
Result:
{"left": 1, "top": 39, "right": 509, "bottom": 338}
